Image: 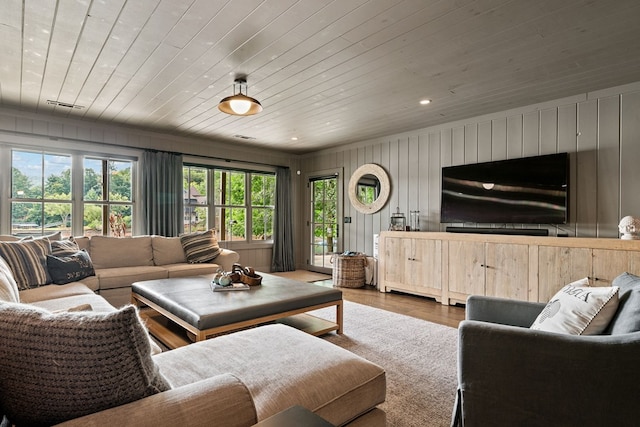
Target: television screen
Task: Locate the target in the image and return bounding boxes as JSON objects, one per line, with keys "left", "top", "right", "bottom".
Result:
{"left": 440, "top": 153, "right": 568, "bottom": 224}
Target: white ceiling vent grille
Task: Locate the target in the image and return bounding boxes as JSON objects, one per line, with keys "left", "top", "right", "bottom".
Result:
{"left": 46, "top": 100, "right": 85, "bottom": 109}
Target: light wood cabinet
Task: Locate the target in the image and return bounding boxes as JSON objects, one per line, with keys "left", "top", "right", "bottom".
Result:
{"left": 537, "top": 246, "right": 591, "bottom": 302}
{"left": 379, "top": 231, "right": 640, "bottom": 306}
{"left": 484, "top": 243, "right": 530, "bottom": 301}
{"left": 592, "top": 249, "right": 640, "bottom": 285}
{"left": 446, "top": 241, "right": 530, "bottom": 304}
{"left": 379, "top": 236, "right": 442, "bottom": 301}
{"left": 447, "top": 240, "right": 484, "bottom": 304}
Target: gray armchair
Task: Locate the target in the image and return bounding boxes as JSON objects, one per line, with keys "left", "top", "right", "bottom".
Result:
{"left": 452, "top": 294, "right": 640, "bottom": 427}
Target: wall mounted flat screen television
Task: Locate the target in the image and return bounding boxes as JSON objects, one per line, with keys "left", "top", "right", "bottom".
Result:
{"left": 440, "top": 153, "right": 569, "bottom": 224}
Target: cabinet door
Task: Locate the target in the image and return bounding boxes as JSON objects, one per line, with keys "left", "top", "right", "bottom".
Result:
{"left": 592, "top": 249, "right": 640, "bottom": 285}
{"left": 484, "top": 243, "right": 529, "bottom": 300}
{"left": 405, "top": 238, "right": 442, "bottom": 292}
{"left": 448, "top": 240, "right": 485, "bottom": 300}
{"left": 538, "top": 246, "right": 592, "bottom": 302}
{"left": 382, "top": 237, "right": 405, "bottom": 284}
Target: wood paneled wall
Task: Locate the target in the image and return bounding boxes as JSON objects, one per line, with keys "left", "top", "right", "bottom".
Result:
{"left": 0, "top": 106, "right": 293, "bottom": 271}
{"left": 299, "top": 82, "right": 640, "bottom": 261}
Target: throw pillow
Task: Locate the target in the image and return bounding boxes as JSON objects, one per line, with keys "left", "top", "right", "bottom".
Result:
{"left": 50, "top": 237, "right": 80, "bottom": 257}
{"left": 180, "top": 229, "right": 221, "bottom": 263}
{"left": 605, "top": 272, "right": 640, "bottom": 335}
{"left": 0, "top": 303, "right": 171, "bottom": 426}
{"left": 151, "top": 235, "right": 188, "bottom": 265}
{"left": 0, "top": 239, "right": 52, "bottom": 290}
{"left": 47, "top": 249, "right": 96, "bottom": 285}
{"left": 0, "top": 257, "right": 19, "bottom": 303}
{"left": 18, "top": 231, "right": 62, "bottom": 242}
{"left": 530, "top": 278, "right": 619, "bottom": 335}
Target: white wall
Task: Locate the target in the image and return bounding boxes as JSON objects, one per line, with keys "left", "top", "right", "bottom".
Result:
{"left": 299, "top": 82, "right": 640, "bottom": 259}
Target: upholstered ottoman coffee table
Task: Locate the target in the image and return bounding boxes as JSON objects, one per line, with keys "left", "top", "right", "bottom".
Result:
{"left": 132, "top": 273, "right": 343, "bottom": 349}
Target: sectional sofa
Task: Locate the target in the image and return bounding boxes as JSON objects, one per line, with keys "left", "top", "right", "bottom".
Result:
{"left": 0, "top": 237, "right": 387, "bottom": 426}
{"left": 0, "top": 234, "right": 240, "bottom": 307}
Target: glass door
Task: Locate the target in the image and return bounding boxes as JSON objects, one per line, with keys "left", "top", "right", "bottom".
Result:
{"left": 308, "top": 174, "right": 339, "bottom": 273}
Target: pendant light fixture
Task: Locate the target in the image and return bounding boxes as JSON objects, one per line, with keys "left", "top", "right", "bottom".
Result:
{"left": 218, "top": 77, "right": 262, "bottom": 116}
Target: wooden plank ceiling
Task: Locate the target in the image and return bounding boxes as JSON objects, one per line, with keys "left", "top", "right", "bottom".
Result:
{"left": 1, "top": 0, "right": 640, "bottom": 154}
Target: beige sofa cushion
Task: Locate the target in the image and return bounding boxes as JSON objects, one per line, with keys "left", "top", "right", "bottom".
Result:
{"left": 19, "top": 282, "right": 95, "bottom": 303}
{"left": 163, "top": 262, "right": 219, "bottom": 278}
{"left": 90, "top": 236, "right": 154, "bottom": 269}
{"left": 96, "top": 266, "right": 168, "bottom": 290}
{"left": 0, "top": 257, "right": 19, "bottom": 303}
{"left": 0, "top": 303, "right": 170, "bottom": 426}
{"left": 151, "top": 236, "right": 187, "bottom": 265}
{"left": 155, "top": 324, "right": 386, "bottom": 425}
{"left": 54, "top": 374, "right": 258, "bottom": 427}
{"left": 73, "top": 236, "right": 90, "bottom": 251}
{"left": 29, "top": 293, "right": 116, "bottom": 313}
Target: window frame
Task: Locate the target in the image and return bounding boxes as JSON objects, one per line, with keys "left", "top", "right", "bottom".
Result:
{"left": 1, "top": 144, "right": 138, "bottom": 237}
{"left": 183, "top": 163, "right": 276, "bottom": 247}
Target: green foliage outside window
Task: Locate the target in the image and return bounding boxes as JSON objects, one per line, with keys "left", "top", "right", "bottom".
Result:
{"left": 9, "top": 150, "right": 133, "bottom": 236}
{"left": 184, "top": 166, "right": 275, "bottom": 242}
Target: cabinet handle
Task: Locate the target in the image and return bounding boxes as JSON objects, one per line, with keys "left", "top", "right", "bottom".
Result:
{"left": 480, "top": 264, "right": 485, "bottom": 267}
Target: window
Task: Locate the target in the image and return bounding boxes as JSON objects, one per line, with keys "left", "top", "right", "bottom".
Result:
{"left": 83, "top": 158, "right": 133, "bottom": 237}
{"left": 184, "top": 165, "right": 275, "bottom": 243}
{"left": 251, "top": 173, "right": 276, "bottom": 241}
{"left": 11, "top": 150, "right": 73, "bottom": 237}
{"left": 183, "top": 166, "right": 208, "bottom": 233}
{"left": 8, "top": 149, "right": 135, "bottom": 237}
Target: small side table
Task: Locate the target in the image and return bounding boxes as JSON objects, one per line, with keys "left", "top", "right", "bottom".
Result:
{"left": 253, "top": 405, "right": 335, "bottom": 427}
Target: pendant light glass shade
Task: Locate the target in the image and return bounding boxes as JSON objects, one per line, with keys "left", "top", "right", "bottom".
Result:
{"left": 218, "top": 78, "right": 262, "bottom": 116}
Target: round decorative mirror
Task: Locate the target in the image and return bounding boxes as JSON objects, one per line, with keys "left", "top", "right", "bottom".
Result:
{"left": 348, "top": 164, "right": 390, "bottom": 214}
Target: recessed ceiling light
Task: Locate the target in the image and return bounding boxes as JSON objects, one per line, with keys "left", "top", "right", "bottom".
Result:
{"left": 420, "top": 99, "right": 432, "bottom": 105}
{"left": 291, "top": 137, "right": 298, "bottom": 141}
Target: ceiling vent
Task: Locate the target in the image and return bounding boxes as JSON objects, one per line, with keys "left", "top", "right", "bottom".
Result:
{"left": 46, "top": 100, "right": 84, "bottom": 109}
{"left": 233, "top": 134, "right": 256, "bottom": 140}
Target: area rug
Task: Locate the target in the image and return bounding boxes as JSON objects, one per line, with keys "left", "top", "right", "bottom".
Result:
{"left": 310, "top": 301, "right": 458, "bottom": 427}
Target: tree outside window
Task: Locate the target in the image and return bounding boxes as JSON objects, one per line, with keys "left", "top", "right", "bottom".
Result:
{"left": 83, "top": 158, "right": 133, "bottom": 237}
{"left": 10, "top": 150, "right": 72, "bottom": 237}
{"left": 183, "top": 166, "right": 208, "bottom": 233}
{"left": 183, "top": 165, "right": 275, "bottom": 243}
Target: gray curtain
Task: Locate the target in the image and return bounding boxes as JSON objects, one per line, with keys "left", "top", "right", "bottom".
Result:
{"left": 271, "top": 167, "right": 295, "bottom": 271}
{"left": 141, "top": 150, "right": 183, "bottom": 236}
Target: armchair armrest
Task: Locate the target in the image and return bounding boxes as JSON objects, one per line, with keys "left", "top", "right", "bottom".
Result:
{"left": 55, "top": 373, "right": 257, "bottom": 427}
{"left": 465, "top": 295, "right": 545, "bottom": 327}
{"left": 213, "top": 248, "right": 240, "bottom": 272}
{"left": 457, "top": 320, "right": 640, "bottom": 426}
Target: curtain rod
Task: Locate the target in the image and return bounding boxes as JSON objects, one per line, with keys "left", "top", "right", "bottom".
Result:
{"left": 0, "top": 128, "right": 289, "bottom": 169}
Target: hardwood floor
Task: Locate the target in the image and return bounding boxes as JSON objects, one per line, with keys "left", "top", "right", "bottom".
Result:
{"left": 314, "top": 279, "right": 466, "bottom": 329}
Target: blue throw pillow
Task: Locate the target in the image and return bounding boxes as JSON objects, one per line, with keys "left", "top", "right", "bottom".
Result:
{"left": 605, "top": 272, "right": 640, "bottom": 335}
{"left": 47, "top": 249, "right": 95, "bottom": 285}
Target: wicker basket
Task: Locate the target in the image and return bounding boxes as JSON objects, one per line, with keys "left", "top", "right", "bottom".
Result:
{"left": 331, "top": 253, "right": 367, "bottom": 288}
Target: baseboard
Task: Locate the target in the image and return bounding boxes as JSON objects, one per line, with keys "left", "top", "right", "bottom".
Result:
{"left": 445, "top": 226, "right": 549, "bottom": 236}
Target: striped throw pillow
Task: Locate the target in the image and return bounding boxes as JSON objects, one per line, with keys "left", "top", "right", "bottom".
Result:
{"left": 180, "top": 229, "right": 221, "bottom": 263}
{"left": 0, "top": 239, "right": 52, "bottom": 290}
{"left": 50, "top": 238, "right": 80, "bottom": 257}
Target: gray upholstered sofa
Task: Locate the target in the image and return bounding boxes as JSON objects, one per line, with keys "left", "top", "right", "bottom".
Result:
{"left": 0, "top": 234, "right": 239, "bottom": 307}
{"left": 452, "top": 272, "right": 640, "bottom": 427}
{"left": 0, "top": 253, "right": 386, "bottom": 426}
